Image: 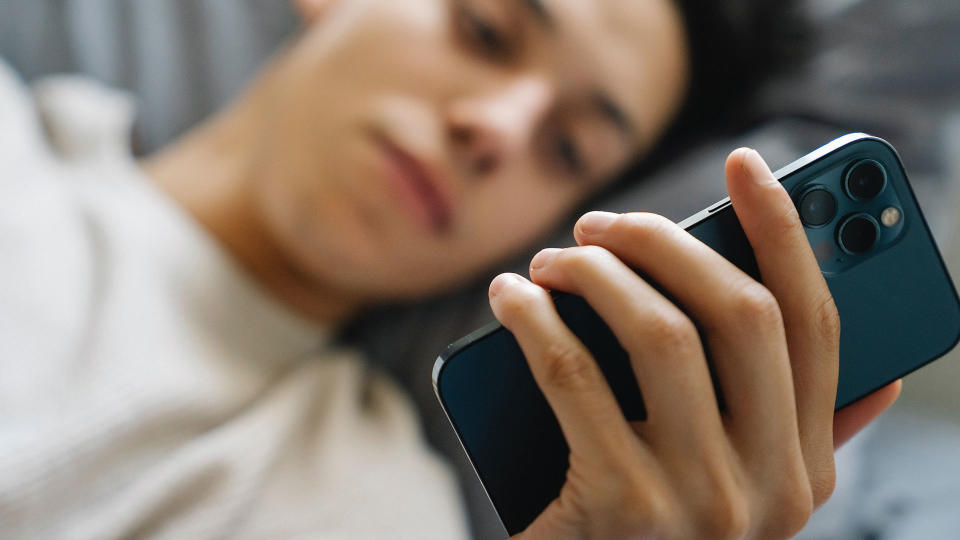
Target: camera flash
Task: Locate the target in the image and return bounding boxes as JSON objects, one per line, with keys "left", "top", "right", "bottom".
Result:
{"left": 881, "top": 207, "right": 901, "bottom": 227}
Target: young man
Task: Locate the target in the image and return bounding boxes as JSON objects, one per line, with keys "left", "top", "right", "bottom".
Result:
{"left": 0, "top": 0, "right": 900, "bottom": 538}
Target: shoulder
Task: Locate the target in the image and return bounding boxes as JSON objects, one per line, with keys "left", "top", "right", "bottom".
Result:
{"left": 0, "top": 55, "right": 138, "bottom": 169}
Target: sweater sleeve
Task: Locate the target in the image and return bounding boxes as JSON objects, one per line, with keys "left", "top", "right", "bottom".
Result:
{"left": 0, "top": 58, "right": 48, "bottom": 171}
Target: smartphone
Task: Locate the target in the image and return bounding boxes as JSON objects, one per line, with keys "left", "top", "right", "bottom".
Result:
{"left": 433, "top": 133, "right": 960, "bottom": 536}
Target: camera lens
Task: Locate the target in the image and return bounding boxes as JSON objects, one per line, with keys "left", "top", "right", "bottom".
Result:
{"left": 845, "top": 160, "right": 886, "bottom": 200}
{"left": 838, "top": 214, "right": 879, "bottom": 254}
{"left": 798, "top": 188, "right": 837, "bottom": 227}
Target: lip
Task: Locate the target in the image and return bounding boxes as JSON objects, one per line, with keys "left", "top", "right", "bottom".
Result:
{"left": 374, "top": 131, "right": 454, "bottom": 234}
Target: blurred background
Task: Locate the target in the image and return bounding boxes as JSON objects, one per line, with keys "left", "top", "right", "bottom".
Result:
{"left": 2, "top": 0, "right": 959, "bottom": 538}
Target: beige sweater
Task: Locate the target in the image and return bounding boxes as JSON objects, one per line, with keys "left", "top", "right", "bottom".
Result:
{"left": 0, "top": 61, "right": 468, "bottom": 539}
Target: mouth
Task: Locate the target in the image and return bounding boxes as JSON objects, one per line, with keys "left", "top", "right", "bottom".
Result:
{"left": 374, "top": 132, "right": 454, "bottom": 235}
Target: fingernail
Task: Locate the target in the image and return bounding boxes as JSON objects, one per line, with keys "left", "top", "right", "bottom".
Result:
{"left": 489, "top": 273, "right": 522, "bottom": 298}
{"left": 578, "top": 211, "right": 616, "bottom": 236}
{"left": 743, "top": 148, "right": 774, "bottom": 185}
{"left": 530, "top": 248, "right": 561, "bottom": 270}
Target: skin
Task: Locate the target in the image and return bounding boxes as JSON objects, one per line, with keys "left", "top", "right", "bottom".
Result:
{"left": 142, "top": 0, "right": 901, "bottom": 537}
{"left": 144, "top": 0, "right": 688, "bottom": 323}
{"left": 491, "top": 150, "right": 901, "bottom": 539}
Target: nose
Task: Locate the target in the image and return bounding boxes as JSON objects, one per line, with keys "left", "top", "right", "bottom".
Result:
{"left": 446, "top": 76, "right": 555, "bottom": 178}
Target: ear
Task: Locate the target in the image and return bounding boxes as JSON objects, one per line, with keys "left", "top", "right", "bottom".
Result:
{"left": 293, "top": 0, "right": 337, "bottom": 24}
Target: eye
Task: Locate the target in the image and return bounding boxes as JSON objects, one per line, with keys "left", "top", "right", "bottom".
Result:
{"left": 455, "top": 3, "right": 510, "bottom": 59}
{"left": 554, "top": 133, "right": 585, "bottom": 177}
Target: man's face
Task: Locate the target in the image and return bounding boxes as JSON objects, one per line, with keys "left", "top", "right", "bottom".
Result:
{"left": 254, "top": 0, "right": 688, "bottom": 300}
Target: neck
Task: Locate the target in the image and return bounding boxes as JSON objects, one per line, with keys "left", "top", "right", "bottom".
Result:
{"left": 141, "top": 85, "right": 360, "bottom": 327}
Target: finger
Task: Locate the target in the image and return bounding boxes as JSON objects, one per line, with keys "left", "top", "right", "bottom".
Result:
{"left": 528, "top": 247, "right": 746, "bottom": 537}
{"left": 488, "top": 273, "right": 642, "bottom": 458}
{"left": 725, "top": 148, "right": 841, "bottom": 502}
{"left": 570, "top": 212, "right": 801, "bottom": 467}
{"left": 527, "top": 245, "right": 726, "bottom": 451}
{"left": 833, "top": 380, "right": 901, "bottom": 449}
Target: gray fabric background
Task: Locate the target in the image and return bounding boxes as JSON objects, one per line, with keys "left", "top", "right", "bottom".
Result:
{"left": 3, "top": 1, "right": 959, "bottom": 538}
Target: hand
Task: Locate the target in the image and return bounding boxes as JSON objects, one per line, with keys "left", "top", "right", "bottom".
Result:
{"left": 488, "top": 149, "right": 901, "bottom": 539}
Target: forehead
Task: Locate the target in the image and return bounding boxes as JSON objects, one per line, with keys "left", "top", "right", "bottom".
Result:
{"left": 535, "top": 0, "right": 690, "bottom": 148}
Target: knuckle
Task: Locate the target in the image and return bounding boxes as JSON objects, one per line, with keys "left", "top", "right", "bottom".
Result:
{"left": 768, "top": 476, "right": 815, "bottom": 537}
{"left": 785, "top": 492, "right": 815, "bottom": 536}
{"left": 771, "top": 203, "right": 805, "bottom": 240}
{"left": 613, "top": 474, "right": 671, "bottom": 530}
{"left": 809, "top": 458, "right": 837, "bottom": 508}
{"left": 758, "top": 200, "right": 807, "bottom": 254}
{"left": 699, "top": 488, "right": 750, "bottom": 539}
{"left": 645, "top": 309, "right": 700, "bottom": 353}
{"left": 732, "top": 282, "right": 783, "bottom": 327}
{"left": 615, "top": 475, "right": 650, "bottom": 514}
{"left": 758, "top": 458, "right": 817, "bottom": 537}
{"left": 540, "top": 342, "right": 595, "bottom": 392}
{"left": 812, "top": 293, "right": 842, "bottom": 344}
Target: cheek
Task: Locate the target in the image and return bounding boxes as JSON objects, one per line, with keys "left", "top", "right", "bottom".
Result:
{"left": 265, "top": 1, "right": 453, "bottom": 142}
{"left": 256, "top": 0, "right": 461, "bottom": 215}
{"left": 464, "top": 177, "right": 583, "bottom": 266}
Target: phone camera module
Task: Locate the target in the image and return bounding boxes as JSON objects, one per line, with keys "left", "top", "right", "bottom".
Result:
{"left": 845, "top": 160, "right": 886, "bottom": 200}
{"left": 798, "top": 188, "right": 837, "bottom": 227}
{"left": 838, "top": 214, "right": 879, "bottom": 255}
